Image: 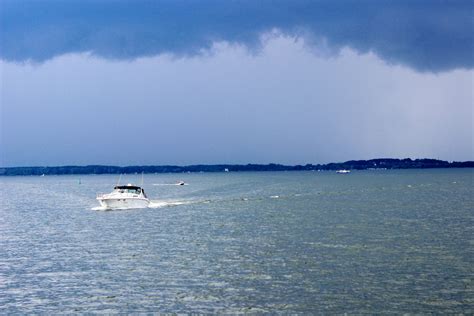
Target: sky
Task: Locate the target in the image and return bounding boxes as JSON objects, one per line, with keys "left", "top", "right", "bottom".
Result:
{"left": 0, "top": 0, "right": 473, "bottom": 167}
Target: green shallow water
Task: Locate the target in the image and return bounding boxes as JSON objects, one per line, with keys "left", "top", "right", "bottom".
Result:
{"left": 0, "top": 169, "right": 473, "bottom": 313}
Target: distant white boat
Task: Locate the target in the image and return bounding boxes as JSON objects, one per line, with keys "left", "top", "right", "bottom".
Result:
{"left": 336, "top": 169, "right": 351, "bottom": 174}
{"left": 96, "top": 183, "right": 150, "bottom": 209}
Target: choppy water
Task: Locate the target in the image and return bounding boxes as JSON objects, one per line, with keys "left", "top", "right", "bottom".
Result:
{"left": 1, "top": 169, "right": 473, "bottom": 313}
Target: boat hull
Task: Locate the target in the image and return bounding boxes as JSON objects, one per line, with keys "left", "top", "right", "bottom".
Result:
{"left": 97, "top": 197, "right": 150, "bottom": 210}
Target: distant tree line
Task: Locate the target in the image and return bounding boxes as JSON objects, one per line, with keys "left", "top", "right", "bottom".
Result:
{"left": 0, "top": 158, "right": 472, "bottom": 176}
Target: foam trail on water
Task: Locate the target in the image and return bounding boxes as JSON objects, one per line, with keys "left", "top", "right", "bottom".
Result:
{"left": 91, "top": 206, "right": 109, "bottom": 211}
{"left": 91, "top": 193, "right": 295, "bottom": 211}
{"left": 148, "top": 199, "right": 206, "bottom": 208}
{"left": 148, "top": 201, "right": 181, "bottom": 208}
{"left": 91, "top": 199, "right": 206, "bottom": 211}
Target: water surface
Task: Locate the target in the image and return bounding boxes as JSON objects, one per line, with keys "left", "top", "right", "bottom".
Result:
{"left": 1, "top": 169, "right": 473, "bottom": 313}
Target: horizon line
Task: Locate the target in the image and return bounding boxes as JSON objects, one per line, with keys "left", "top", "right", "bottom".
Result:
{"left": 1, "top": 157, "right": 474, "bottom": 169}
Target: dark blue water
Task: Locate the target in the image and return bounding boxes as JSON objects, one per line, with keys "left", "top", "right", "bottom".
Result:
{"left": 1, "top": 169, "right": 473, "bottom": 313}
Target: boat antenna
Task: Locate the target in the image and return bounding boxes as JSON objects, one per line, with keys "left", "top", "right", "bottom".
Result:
{"left": 140, "top": 172, "right": 144, "bottom": 186}
{"left": 116, "top": 173, "right": 122, "bottom": 186}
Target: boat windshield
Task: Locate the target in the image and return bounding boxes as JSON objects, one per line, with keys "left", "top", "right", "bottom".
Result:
{"left": 116, "top": 188, "right": 141, "bottom": 194}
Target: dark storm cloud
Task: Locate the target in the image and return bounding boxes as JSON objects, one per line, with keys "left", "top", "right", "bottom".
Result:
{"left": 1, "top": 0, "right": 472, "bottom": 71}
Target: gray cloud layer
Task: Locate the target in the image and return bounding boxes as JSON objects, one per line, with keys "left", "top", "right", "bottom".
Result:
{"left": 1, "top": 0, "right": 472, "bottom": 72}
{"left": 2, "top": 38, "right": 472, "bottom": 167}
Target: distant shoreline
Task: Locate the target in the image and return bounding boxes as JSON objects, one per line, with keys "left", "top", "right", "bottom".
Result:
{"left": 1, "top": 158, "right": 473, "bottom": 176}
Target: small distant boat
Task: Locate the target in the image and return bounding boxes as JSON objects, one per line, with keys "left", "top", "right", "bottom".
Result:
{"left": 336, "top": 169, "right": 351, "bottom": 174}
{"left": 176, "top": 181, "right": 186, "bottom": 186}
{"left": 97, "top": 183, "right": 150, "bottom": 209}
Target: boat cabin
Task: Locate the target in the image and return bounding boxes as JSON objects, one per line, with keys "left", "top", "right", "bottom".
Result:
{"left": 114, "top": 185, "right": 147, "bottom": 197}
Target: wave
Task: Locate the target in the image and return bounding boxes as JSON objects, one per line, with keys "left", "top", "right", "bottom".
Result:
{"left": 91, "top": 198, "right": 209, "bottom": 211}
{"left": 148, "top": 200, "right": 197, "bottom": 208}
{"left": 91, "top": 193, "right": 307, "bottom": 211}
{"left": 91, "top": 206, "right": 109, "bottom": 211}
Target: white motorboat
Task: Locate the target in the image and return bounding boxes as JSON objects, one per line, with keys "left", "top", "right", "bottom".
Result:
{"left": 336, "top": 169, "right": 351, "bottom": 174}
{"left": 97, "top": 183, "right": 150, "bottom": 209}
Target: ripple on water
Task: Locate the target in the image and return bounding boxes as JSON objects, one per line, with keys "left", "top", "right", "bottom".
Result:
{"left": 0, "top": 170, "right": 473, "bottom": 313}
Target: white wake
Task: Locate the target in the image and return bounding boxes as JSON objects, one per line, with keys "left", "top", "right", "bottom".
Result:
{"left": 91, "top": 199, "right": 206, "bottom": 211}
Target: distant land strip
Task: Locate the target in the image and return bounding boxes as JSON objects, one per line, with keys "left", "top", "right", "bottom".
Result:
{"left": 1, "top": 159, "right": 473, "bottom": 176}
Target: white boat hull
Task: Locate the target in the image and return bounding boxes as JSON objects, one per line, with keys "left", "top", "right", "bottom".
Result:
{"left": 97, "top": 197, "right": 150, "bottom": 210}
